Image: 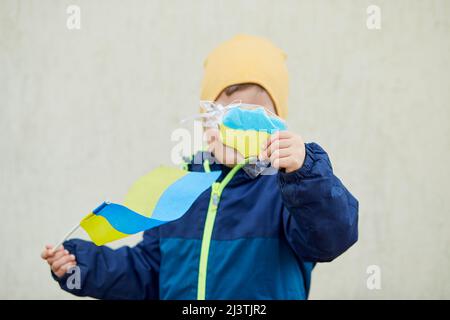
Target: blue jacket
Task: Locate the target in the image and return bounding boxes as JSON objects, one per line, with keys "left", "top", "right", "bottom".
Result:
{"left": 54, "top": 143, "right": 358, "bottom": 299}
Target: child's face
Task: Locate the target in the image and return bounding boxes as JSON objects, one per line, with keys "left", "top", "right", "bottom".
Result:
{"left": 205, "top": 85, "right": 276, "bottom": 166}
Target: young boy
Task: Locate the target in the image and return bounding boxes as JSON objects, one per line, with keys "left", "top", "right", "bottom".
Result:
{"left": 41, "top": 34, "right": 358, "bottom": 299}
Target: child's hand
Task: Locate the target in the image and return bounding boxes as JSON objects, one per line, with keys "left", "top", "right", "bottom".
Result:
{"left": 41, "top": 244, "right": 77, "bottom": 278}
{"left": 260, "top": 131, "right": 306, "bottom": 173}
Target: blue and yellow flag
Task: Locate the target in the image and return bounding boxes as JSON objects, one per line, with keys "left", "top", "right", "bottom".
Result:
{"left": 80, "top": 166, "right": 221, "bottom": 245}
{"left": 219, "top": 107, "right": 286, "bottom": 158}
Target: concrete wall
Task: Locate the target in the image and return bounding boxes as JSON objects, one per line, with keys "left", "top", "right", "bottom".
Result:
{"left": 1, "top": 0, "right": 449, "bottom": 299}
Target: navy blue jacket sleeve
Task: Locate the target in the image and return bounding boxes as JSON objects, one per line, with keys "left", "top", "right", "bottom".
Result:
{"left": 278, "top": 142, "right": 359, "bottom": 262}
{"left": 52, "top": 228, "right": 160, "bottom": 299}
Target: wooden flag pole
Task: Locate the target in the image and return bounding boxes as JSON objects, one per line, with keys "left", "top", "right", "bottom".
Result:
{"left": 52, "top": 223, "right": 81, "bottom": 253}
{"left": 50, "top": 200, "right": 110, "bottom": 253}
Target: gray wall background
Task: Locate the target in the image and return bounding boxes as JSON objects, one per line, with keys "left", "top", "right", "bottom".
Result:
{"left": 1, "top": 0, "right": 449, "bottom": 299}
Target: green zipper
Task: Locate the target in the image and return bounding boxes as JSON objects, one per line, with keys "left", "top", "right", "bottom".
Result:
{"left": 197, "top": 163, "right": 245, "bottom": 300}
{"left": 203, "top": 159, "right": 211, "bottom": 173}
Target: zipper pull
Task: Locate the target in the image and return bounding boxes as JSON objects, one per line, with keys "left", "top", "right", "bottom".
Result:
{"left": 211, "top": 183, "right": 220, "bottom": 206}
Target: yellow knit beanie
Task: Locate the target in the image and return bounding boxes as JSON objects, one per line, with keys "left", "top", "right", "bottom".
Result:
{"left": 200, "top": 34, "right": 289, "bottom": 119}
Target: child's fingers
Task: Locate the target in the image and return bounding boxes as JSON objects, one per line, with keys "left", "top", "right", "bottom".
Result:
{"left": 272, "top": 157, "right": 298, "bottom": 171}
{"left": 50, "top": 244, "right": 65, "bottom": 254}
{"left": 55, "top": 262, "right": 77, "bottom": 278}
{"left": 261, "top": 136, "right": 271, "bottom": 152}
{"left": 41, "top": 244, "right": 54, "bottom": 259}
{"left": 260, "top": 134, "right": 292, "bottom": 162}
{"left": 51, "top": 244, "right": 65, "bottom": 253}
{"left": 61, "top": 262, "right": 77, "bottom": 273}
{"left": 259, "top": 144, "right": 269, "bottom": 161}
{"left": 47, "top": 249, "right": 68, "bottom": 265}
{"left": 51, "top": 254, "right": 76, "bottom": 273}
{"left": 41, "top": 249, "right": 50, "bottom": 260}
{"left": 41, "top": 244, "right": 62, "bottom": 260}
{"left": 264, "top": 131, "right": 293, "bottom": 150}
{"left": 269, "top": 148, "right": 291, "bottom": 164}
{"left": 268, "top": 131, "right": 293, "bottom": 144}
{"left": 265, "top": 139, "right": 292, "bottom": 158}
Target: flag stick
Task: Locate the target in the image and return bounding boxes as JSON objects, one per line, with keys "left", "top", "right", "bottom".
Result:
{"left": 52, "top": 223, "right": 80, "bottom": 253}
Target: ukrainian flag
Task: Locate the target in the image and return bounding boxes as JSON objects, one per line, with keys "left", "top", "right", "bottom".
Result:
{"left": 219, "top": 107, "right": 287, "bottom": 158}
{"left": 80, "top": 166, "right": 221, "bottom": 245}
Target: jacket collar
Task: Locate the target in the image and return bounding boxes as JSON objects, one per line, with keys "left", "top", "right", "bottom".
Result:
{"left": 186, "top": 151, "right": 258, "bottom": 184}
